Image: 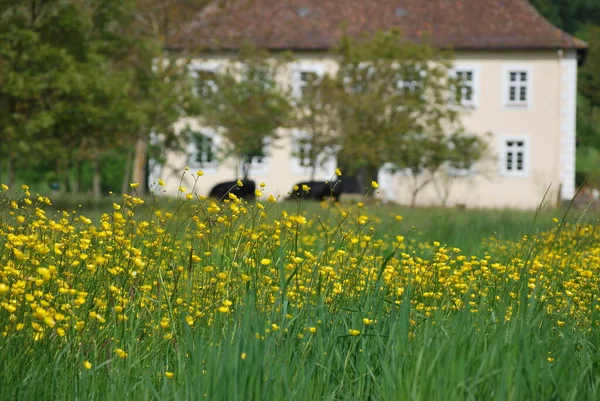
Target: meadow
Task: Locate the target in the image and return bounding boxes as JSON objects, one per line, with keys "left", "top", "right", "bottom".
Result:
{"left": 1, "top": 177, "right": 600, "bottom": 401}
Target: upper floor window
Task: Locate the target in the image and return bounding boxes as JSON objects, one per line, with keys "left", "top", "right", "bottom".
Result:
{"left": 292, "top": 62, "right": 324, "bottom": 99}
{"left": 502, "top": 137, "right": 528, "bottom": 176}
{"left": 189, "top": 60, "right": 220, "bottom": 97}
{"left": 196, "top": 70, "right": 218, "bottom": 98}
{"left": 504, "top": 66, "right": 532, "bottom": 107}
{"left": 397, "top": 68, "right": 425, "bottom": 95}
{"left": 451, "top": 64, "right": 480, "bottom": 108}
{"left": 298, "top": 71, "right": 319, "bottom": 99}
{"left": 456, "top": 70, "right": 474, "bottom": 105}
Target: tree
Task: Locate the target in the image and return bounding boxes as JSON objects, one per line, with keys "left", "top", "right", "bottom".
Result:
{"left": 293, "top": 74, "right": 340, "bottom": 180}
{"left": 393, "top": 133, "right": 449, "bottom": 208}
{"left": 432, "top": 132, "right": 490, "bottom": 207}
{"left": 330, "top": 29, "right": 462, "bottom": 191}
{"left": 0, "top": 0, "right": 203, "bottom": 196}
{"left": 530, "top": 0, "right": 600, "bottom": 35}
{"left": 199, "top": 44, "right": 294, "bottom": 180}
{"left": 0, "top": 3, "right": 75, "bottom": 187}
{"left": 122, "top": 0, "right": 213, "bottom": 195}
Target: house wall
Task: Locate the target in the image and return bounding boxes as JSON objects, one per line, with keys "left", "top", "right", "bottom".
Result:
{"left": 385, "top": 50, "right": 576, "bottom": 209}
{"left": 156, "top": 50, "right": 577, "bottom": 209}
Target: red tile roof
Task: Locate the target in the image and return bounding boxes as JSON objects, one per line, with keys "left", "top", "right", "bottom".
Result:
{"left": 175, "top": 0, "right": 587, "bottom": 51}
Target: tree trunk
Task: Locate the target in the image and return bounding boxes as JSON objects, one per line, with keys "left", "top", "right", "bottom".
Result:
{"left": 92, "top": 156, "right": 101, "bottom": 200}
{"left": 309, "top": 156, "right": 318, "bottom": 181}
{"left": 121, "top": 145, "right": 134, "bottom": 195}
{"left": 132, "top": 135, "right": 149, "bottom": 195}
{"left": 241, "top": 156, "right": 250, "bottom": 180}
{"left": 355, "top": 165, "right": 379, "bottom": 195}
{"left": 410, "top": 190, "right": 418, "bottom": 208}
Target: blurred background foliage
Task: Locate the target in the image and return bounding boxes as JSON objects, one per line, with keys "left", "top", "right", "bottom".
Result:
{"left": 1, "top": 1, "right": 599, "bottom": 201}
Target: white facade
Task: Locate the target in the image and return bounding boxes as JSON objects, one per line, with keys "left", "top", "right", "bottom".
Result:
{"left": 155, "top": 49, "right": 579, "bottom": 209}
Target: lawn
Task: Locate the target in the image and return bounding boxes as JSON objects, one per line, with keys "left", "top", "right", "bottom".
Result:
{"left": 1, "top": 182, "right": 600, "bottom": 400}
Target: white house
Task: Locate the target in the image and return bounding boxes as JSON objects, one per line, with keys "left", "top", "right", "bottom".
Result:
{"left": 157, "top": 0, "right": 587, "bottom": 209}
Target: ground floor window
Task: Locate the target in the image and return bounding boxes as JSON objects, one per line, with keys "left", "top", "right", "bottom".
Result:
{"left": 502, "top": 137, "right": 527, "bottom": 175}
{"left": 186, "top": 129, "right": 218, "bottom": 169}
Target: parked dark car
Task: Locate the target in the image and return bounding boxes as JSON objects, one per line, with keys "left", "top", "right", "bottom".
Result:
{"left": 209, "top": 180, "right": 257, "bottom": 200}
{"left": 287, "top": 177, "right": 362, "bottom": 202}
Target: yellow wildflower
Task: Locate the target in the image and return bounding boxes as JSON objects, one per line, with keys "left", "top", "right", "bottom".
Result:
{"left": 115, "top": 348, "right": 128, "bottom": 359}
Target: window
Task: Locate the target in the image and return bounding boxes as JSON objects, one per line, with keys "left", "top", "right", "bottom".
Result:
{"left": 398, "top": 68, "right": 424, "bottom": 94}
{"left": 243, "top": 147, "right": 266, "bottom": 165}
{"left": 186, "top": 129, "right": 218, "bottom": 169}
{"left": 451, "top": 64, "right": 480, "bottom": 107}
{"left": 298, "top": 71, "right": 319, "bottom": 99}
{"left": 292, "top": 62, "right": 324, "bottom": 99}
{"left": 189, "top": 60, "right": 220, "bottom": 97}
{"left": 291, "top": 131, "right": 313, "bottom": 172}
{"left": 241, "top": 138, "right": 269, "bottom": 175}
{"left": 504, "top": 66, "right": 532, "bottom": 107}
{"left": 196, "top": 70, "right": 218, "bottom": 98}
{"left": 296, "top": 137, "right": 312, "bottom": 167}
{"left": 502, "top": 138, "right": 528, "bottom": 175}
{"left": 455, "top": 70, "right": 474, "bottom": 105}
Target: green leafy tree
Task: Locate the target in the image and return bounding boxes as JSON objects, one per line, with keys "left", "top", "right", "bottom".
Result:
{"left": 293, "top": 74, "right": 340, "bottom": 180}
{"left": 574, "top": 26, "right": 600, "bottom": 186}
{"left": 432, "top": 132, "right": 491, "bottom": 207}
{"left": 199, "top": 44, "right": 294, "bottom": 180}
{"left": 392, "top": 133, "right": 449, "bottom": 208}
{"left": 0, "top": 0, "right": 140, "bottom": 196}
{"left": 123, "top": 0, "right": 212, "bottom": 195}
{"left": 530, "top": 1, "right": 600, "bottom": 187}
{"left": 530, "top": 0, "right": 600, "bottom": 35}
{"left": 330, "top": 29, "right": 463, "bottom": 191}
{"left": 0, "top": 4, "right": 75, "bottom": 187}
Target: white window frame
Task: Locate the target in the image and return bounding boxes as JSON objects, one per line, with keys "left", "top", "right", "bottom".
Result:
{"left": 503, "top": 64, "right": 533, "bottom": 108}
{"left": 291, "top": 130, "right": 313, "bottom": 174}
{"left": 452, "top": 63, "right": 480, "bottom": 108}
{"left": 500, "top": 136, "right": 529, "bottom": 177}
{"left": 189, "top": 60, "right": 220, "bottom": 97}
{"left": 186, "top": 127, "right": 220, "bottom": 173}
{"left": 291, "top": 61, "right": 325, "bottom": 99}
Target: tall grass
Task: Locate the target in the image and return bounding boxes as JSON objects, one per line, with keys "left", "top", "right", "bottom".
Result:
{"left": 1, "top": 181, "right": 599, "bottom": 400}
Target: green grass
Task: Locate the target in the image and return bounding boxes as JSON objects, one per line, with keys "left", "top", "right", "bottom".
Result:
{"left": 1, "top": 188, "right": 600, "bottom": 400}
{"left": 41, "top": 192, "right": 600, "bottom": 251}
